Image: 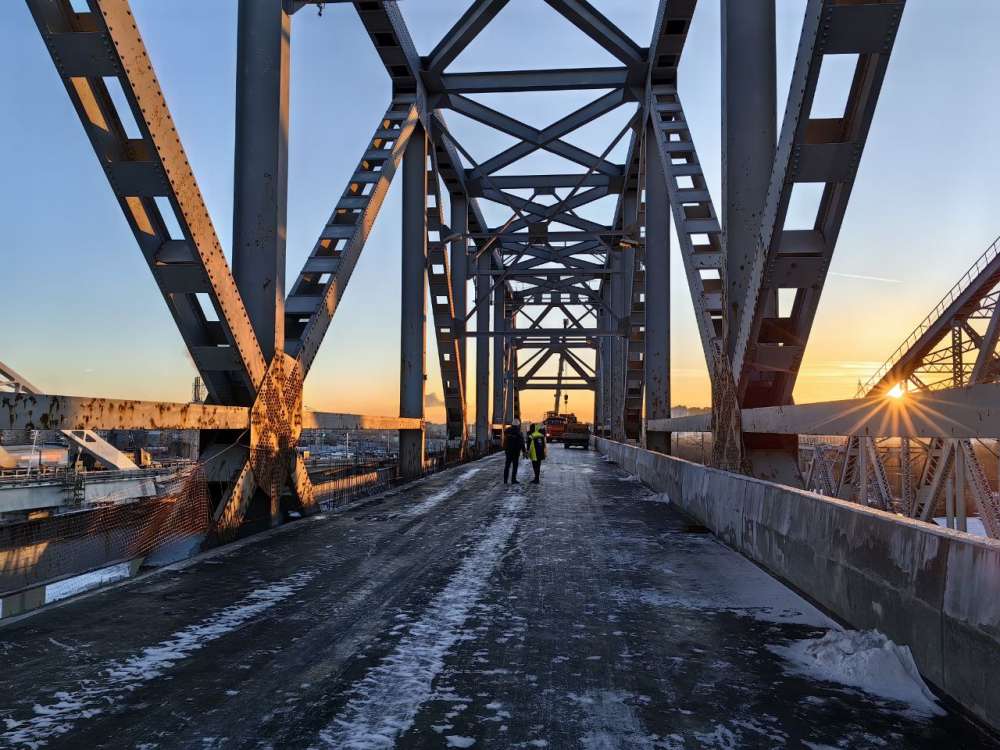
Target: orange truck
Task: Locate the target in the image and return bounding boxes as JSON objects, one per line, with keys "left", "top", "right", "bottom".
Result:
{"left": 543, "top": 411, "right": 571, "bottom": 442}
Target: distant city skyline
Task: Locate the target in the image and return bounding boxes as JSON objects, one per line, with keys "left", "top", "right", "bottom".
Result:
{"left": 3, "top": 1, "right": 1000, "bottom": 425}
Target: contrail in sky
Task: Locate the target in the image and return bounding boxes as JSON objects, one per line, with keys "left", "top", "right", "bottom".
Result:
{"left": 829, "top": 271, "right": 902, "bottom": 284}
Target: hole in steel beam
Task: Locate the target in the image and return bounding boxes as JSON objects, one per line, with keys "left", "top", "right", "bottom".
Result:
{"left": 125, "top": 196, "right": 154, "bottom": 236}
{"left": 778, "top": 288, "right": 797, "bottom": 319}
{"left": 101, "top": 77, "right": 142, "bottom": 140}
{"left": 153, "top": 196, "right": 184, "bottom": 240}
{"left": 784, "top": 183, "right": 825, "bottom": 231}
{"left": 195, "top": 293, "right": 219, "bottom": 322}
{"left": 810, "top": 54, "right": 859, "bottom": 119}
{"left": 431, "top": 264, "right": 445, "bottom": 275}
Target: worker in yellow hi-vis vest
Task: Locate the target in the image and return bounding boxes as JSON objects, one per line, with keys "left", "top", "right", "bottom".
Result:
{"left": 527, "top": 423, "right": 546, "bottom": 484}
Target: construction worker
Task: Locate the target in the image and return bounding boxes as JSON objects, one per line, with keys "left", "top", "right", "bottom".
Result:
{"left": 527, "top": 423, "right": 546, "bottom": 484}
{"left": 502, "top": 419, "right": 525, "bottom": 484}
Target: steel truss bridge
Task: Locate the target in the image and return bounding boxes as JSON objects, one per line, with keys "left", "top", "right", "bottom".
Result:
{"left": 10, "top": 0, "right": 1000, "bottom": 744}
{"left": 5, "top": 0, "right": 1000, "bottom": 540}
{"left": 16, "top": 0, "right": 985, "bottom": 536}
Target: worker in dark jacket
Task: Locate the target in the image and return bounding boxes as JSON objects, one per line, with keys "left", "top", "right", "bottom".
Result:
{"left": 527, "top": 423, "right": 546, "bottom": 484}
{"left": 503, "top": 419, "right": 526, "bottom": 484}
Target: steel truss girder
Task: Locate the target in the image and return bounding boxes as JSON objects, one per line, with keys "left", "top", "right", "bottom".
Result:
{"left": 734, "top": 0, "right": 906, "bottom": 408}
{"left": 26, "top": 0, "right": 266, "bottom": 406}
{"left": 285, "top": 98, "right": 420, "bottom": 373}
{"left": 649, "top": 381, "right": 1000, "bottom": 440}
{"left": 647, "top": 86, "right": 725, "bottom": 374}
{"left": 862, "top": 235, "right": 1000, "bottom": 396}
{"left": 436, "top": 67, "right": 631, "bottom": 94}
{"left": 426, "top": 153, "right": 470, "bottom": 444}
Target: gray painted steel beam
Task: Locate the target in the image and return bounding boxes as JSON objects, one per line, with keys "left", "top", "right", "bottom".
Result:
{"left": 399, "top": 125, "right": 428, "bottom": 478}
{"left": 492, "top": 283, "right": 506, "bottom": 424}
{"left": 438, "top": 67, "right": 629, "bottom": 93}
{"left": 475, "top": 251, "right": 492, "bottom": 450}
{"left": 721, "top": 0, "right": 775, "bottom": 360}
{"left": 649, "top": 382, "right": 1000, "bottom": 440}
{"left": 286, "top": 100, "right": 420, "bottom": 373}
{"left": 644, "top": 121, "right": 671, "bottom": 454}
{"left": 542, "top": 0, "right": 644, "bottom": 67}
{"left": 426, "top": 0, "right": 511, "bottom": 74}
{"left": 733, "top": 0, "right": 907, "bottom": 408}
{"left": 233, "top": 1, "right": 290, "bottom": 361}
{"left": 451, "top": 194, "right": 470, "bottom": 406}
{"left": 26, "top": 0, "right": 266, "bottom": 405}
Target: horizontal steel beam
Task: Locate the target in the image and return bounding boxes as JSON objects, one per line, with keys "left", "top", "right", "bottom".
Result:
{"left": 1, "top": 393, "right": 248, "bottom": 431}
{"left": 1, "top": 393, "right": 421, "bottom": 433}
{"left": 647, "top": 382, "right": 1000, "bottom": 439}
{"left": 437, "top": 67, "right": 628, "bottom": 93}
{"left": 301, "top": 412, "right": 423, "bottom": 431}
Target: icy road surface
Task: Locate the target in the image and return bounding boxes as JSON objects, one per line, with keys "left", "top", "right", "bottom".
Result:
{"left": 1, "top": 448, "right": 997, "bottom": 749}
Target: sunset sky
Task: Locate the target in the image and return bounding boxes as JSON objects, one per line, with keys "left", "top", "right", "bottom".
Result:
{"left": 2, "top": 1, "right": 1000, "bottom": 426}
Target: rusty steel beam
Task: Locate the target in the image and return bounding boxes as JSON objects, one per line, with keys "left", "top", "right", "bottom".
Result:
{"left": 1, "top": 393, "right": 249, "bottom": 432}
{"left": 0, "top": 392, "right": 423, "bottom": 434}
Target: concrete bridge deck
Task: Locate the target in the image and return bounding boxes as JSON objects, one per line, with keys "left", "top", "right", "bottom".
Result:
{"left": 1, "top": 449, "right": 996, "bottom": 749}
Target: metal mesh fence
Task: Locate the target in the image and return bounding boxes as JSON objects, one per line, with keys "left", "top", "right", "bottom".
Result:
{"left": 0, "top": 466, "right": 210, "bottom": 596}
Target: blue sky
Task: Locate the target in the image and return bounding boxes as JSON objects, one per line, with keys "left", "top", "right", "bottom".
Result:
{"left": 2, "top": 1, "right": 1000, "bottom": 421}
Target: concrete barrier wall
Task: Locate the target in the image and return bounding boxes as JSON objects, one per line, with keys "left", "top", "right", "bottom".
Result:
{"left": 594, "top": 437, "right": 1000, "bottom": 731}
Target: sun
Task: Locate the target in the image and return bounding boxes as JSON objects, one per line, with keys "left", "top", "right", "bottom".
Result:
{"left": 887, "top": 383, "right": 905, "bottom": 399}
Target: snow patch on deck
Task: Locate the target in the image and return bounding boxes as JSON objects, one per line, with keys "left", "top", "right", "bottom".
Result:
{"left": 318, "top": 492, "right": 525, "bottom": 748}
{"left": 770, "top": 629, "right": 943, "bottom": 718}
{"left": 1, "top": 570, "right": 316, "bottom": 747}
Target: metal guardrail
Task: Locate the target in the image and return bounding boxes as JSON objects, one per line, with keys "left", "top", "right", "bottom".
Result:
{"left": 0, "top": 466, "right": 174, "bottom": 488}
{"left": 859, "top": 234, "right": 1000, "bottom": 395}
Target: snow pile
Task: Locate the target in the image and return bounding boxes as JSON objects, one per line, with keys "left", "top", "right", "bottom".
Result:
{"left": 44, "top": 561, "right": 133, "bottom": 604}
{"left": 2, "top": 570, "right": 316, "bottom": 747}
{"left": 317, "top": 493, "right": 525, "bottom": 748}
{"left": 404, "top": 467, "right": 483, "bottom": 517}
{"left": 770, "top": 630, "right": 943, "bottom": 717}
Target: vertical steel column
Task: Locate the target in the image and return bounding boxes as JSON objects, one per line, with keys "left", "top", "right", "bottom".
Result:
{"left": 232, "top": 0, "right": 291, "bottom": 361}
{"left": 492, "top": 283, "right": 506, "bottom": 426}
{"left": 450, "top": 195, "right": 469, "bottom": 454}
{"left": 721, "top": 0, "right": 775, "bottom": 354}
{"left": 504, "top": 305, "right": 517, "bottom": 425}
{"left": 475, "top": 252, "right": 491, "bottom": 451}
{"left": 600, "top": 304, "right": 613, "bottom": 436}
{"left": 955, "top": 443, "right": 967, "bottom": 532}
{"left": 451, "top": 195, "right": 469, "bottom": 395}
{"left": 399, "top": 125, "right": 428, "bottom": 479}
{"left": 609, "top": 251, "right": 625, "bottom": 440}
{"left": 644, "top": 121, "right": 671, "bottom": 454}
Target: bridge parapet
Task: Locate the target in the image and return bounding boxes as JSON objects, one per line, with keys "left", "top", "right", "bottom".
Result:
{"left": 595, "top": 437, "right": 1000, "bottom": 733}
